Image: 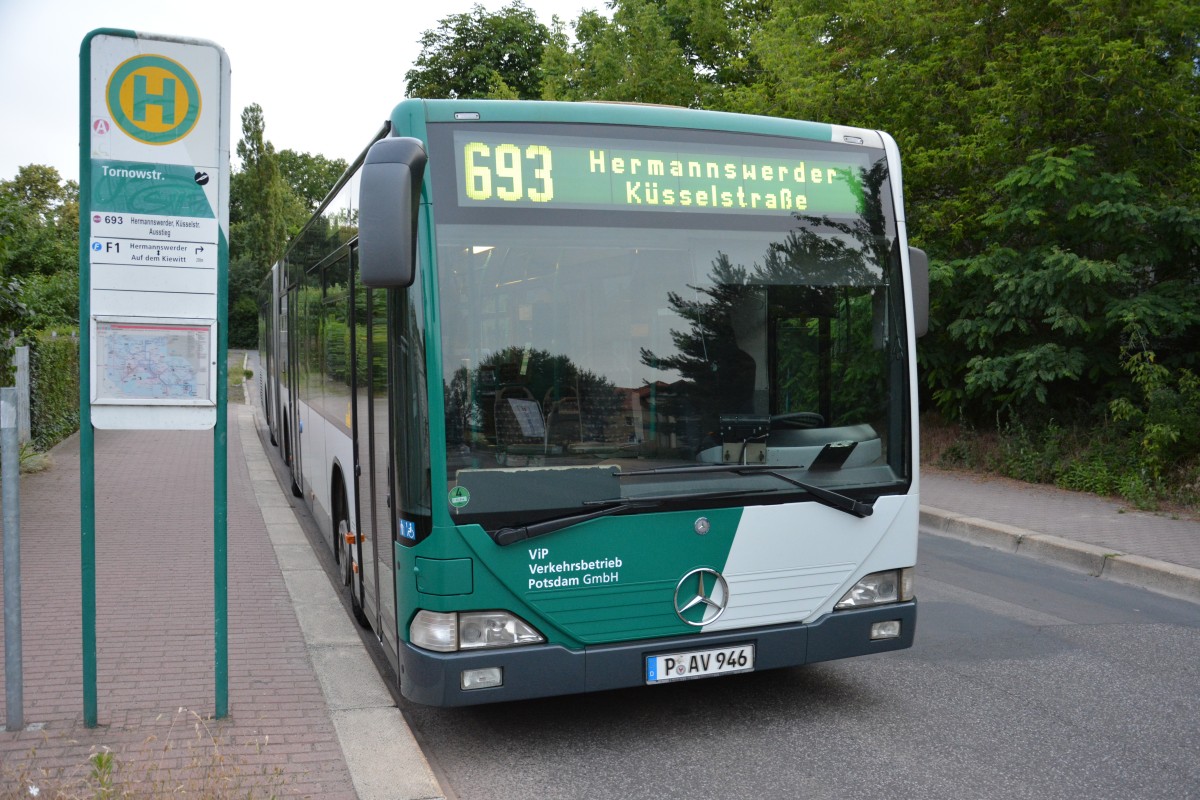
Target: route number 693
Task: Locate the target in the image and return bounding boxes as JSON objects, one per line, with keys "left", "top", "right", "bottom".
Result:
{"left": 463, "top": 142, "right": 554, "bottom": 204}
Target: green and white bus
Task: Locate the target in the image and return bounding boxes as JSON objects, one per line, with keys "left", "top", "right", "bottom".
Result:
{"left": 259, "top": 99, "right": 928, "bottom": 706}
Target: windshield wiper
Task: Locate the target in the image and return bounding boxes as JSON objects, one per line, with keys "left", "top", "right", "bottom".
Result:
{"left": 491, "top": 500, "right": 659, "bottom": 546}
{"left": 489, "top": 488, "right": 777, "bottom": 546}
{"left": 621, "top": 464, "right": 874, "bottom": 519}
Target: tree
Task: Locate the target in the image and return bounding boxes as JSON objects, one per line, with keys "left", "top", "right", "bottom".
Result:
{"left": 650, "top": 0, "right": 770, "bottom": 97}
{"left": 405, "top": 2, "right": 550, "bottom": 99}
{"left": 0, "top": 165, "right": 79, "bottom": 279}
{"left": 277, "top": 149, "right": 349, "bottom": 214}
{"left": 738, "top": 0, "right": 1200, "bottom": 253}
{"left": 0, "top": 166, "right": 79, "bottom": 353}
{"left": 230, "top": 103, "right": 290, "bottom": 271}
{"left": 927, "top": 147, "right": 1200, "bottom": 422}
{"left": 16, "top": 271, "right": 78, "bottom": 332}
{"left": 541, "top": 0, "right": 700, "bottom": 106}
{"left": 227, "top": 106, "right": 352, "bottom": 347}
{"left": 228, "top": 104, "right": 292, "bottom": 347}
{"left": 0, "top": 275, "right": 29, "bottom": 384}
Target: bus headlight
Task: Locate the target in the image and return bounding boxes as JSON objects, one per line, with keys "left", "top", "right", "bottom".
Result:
{"left": 835, "top": 567, "right": 914, "bottom": 610}
{"left": 410, "top": 610, "right": 545, "bottom": 652}
{"left": 458, "top": 611, "right": 545, "bottom": 649}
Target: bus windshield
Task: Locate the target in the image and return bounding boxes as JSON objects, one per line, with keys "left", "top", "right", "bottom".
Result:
{"left": 432, "top": 125, "right": 910, "bottom": 526}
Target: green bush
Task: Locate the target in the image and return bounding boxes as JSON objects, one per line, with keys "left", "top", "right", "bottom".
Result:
{"left": 979, "top": 412, "right": 1196, "bottom": 512}
{"left": 228, "top": 294, "right": 260, "bottom": 349}
{"left": 18, "top": 270, "right": 78, "bottom": 331}
{"left": 30, "top": 330, "right": 79, "bottom": 450}
{"left": 929, "top": 148, "right": 1200, "bottom": 425}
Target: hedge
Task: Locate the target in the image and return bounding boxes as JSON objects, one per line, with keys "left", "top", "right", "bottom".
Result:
{"left": 30, "top": 330, "right": 80, "bottom": 451}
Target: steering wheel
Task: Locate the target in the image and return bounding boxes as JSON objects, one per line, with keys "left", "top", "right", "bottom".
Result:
{"left": 770, "top": 411, "right": 825, "bottom": 429}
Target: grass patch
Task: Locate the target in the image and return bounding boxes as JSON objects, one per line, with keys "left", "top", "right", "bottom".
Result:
{"left": 226, "top": 351, "right": 254, "bottom": 405}
{"left": 0, "top": 709, "right": 289, "bottom": 799}
{"left": 920, "top": 413, "right": 1199, "bottom": 518}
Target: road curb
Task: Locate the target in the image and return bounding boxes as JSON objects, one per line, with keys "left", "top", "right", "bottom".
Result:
{"left": 920, "top": 506, "right": 1200, "bottom": 605}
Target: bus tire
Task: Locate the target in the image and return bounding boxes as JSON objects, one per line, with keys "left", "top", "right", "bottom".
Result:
{"left": 287, "top": 447, "right": 303, "bottom": 499}
{"left": 282, "top": 414, "right": 303, "bottom": 498}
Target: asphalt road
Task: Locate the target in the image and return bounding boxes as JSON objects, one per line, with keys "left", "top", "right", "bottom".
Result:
{"left": 398, "top": 533, "right": 1200, "bottom": 800}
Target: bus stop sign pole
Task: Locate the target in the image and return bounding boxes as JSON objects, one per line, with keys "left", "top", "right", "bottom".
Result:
{"left": 79, "top": 30, "right": 231, "bottom": 726}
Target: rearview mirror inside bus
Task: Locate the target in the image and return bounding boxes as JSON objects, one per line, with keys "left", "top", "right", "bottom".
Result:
{"left": 358, "top": 136, "right": 427, "bottom": 288}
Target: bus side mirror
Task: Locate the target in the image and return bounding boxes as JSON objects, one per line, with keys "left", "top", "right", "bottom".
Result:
{"left": 909, "top": 247, "right": 929, "bottom": 338}
{"left": 358, "top": 136, "right": 427, "bottom": 288}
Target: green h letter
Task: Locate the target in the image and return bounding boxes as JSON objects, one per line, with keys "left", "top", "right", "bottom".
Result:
{"left": 133, "top": 74, "right": 176, "bottom": 123}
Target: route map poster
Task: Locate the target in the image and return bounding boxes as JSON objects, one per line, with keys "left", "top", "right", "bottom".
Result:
{"left": 92, "top": 318, "right": 215, "bottom": 405}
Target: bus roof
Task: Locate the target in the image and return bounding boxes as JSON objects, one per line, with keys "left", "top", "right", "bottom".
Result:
{"left": 390, "top": 98, "right": 884, "bottom": 149}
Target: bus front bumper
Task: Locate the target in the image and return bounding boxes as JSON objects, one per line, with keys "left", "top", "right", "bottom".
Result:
{"left": 398, "top": 601, "right": 916, "bottom": 706}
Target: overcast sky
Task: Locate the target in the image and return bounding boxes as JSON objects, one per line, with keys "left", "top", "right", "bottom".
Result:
{"left": 0, "top": 0, "right": 602, "bottom": 184}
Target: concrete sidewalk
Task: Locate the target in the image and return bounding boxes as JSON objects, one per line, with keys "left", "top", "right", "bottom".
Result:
{"left": 921, "top": 468, "right": 1200, "bottom": 604}
{"left": 0, "top": 398, "right": 443, "bottom": 798}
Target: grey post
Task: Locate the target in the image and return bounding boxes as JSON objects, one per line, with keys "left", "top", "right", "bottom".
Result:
{"left": 2, "top": 385, "right": 23, "bottom": 731}
{"left": 14, "top": 346, "right": 30, "bottom": 443}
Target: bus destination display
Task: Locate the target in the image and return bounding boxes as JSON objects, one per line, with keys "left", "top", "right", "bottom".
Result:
{"left": 454, "top": 130, "right": 871, "bottom": 216}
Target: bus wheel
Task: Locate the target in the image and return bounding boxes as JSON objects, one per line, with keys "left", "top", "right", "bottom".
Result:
{"left": 338, "top": 517, "right": 370, "bottom": 628}
{"left": 282, "top": 417, "right": 302, "bottom": 498}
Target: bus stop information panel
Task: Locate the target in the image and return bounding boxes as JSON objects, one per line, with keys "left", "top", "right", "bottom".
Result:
{"left": 84, "top": 32, "right": 228, "bottom": 430}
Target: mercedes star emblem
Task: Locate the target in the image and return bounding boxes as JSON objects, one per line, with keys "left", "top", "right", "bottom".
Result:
{"left": 673, "top": 567, "right": 729, "bottom": 626}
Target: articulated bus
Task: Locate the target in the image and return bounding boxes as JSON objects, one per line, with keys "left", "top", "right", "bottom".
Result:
{"left": 258, "top": 99, "right": 928, "bottom": 706}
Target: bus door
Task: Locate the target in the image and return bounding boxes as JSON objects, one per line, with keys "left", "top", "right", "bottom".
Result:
{"left": 359, "top": 281, "right": 400, "bottom": 670}
{"left": 282, "top": 288, "right": 302, "bottom": 492}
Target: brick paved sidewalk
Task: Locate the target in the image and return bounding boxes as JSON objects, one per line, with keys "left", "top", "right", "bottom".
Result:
{"left": 1, "top": 405, "right": 356, "bottom": 797}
